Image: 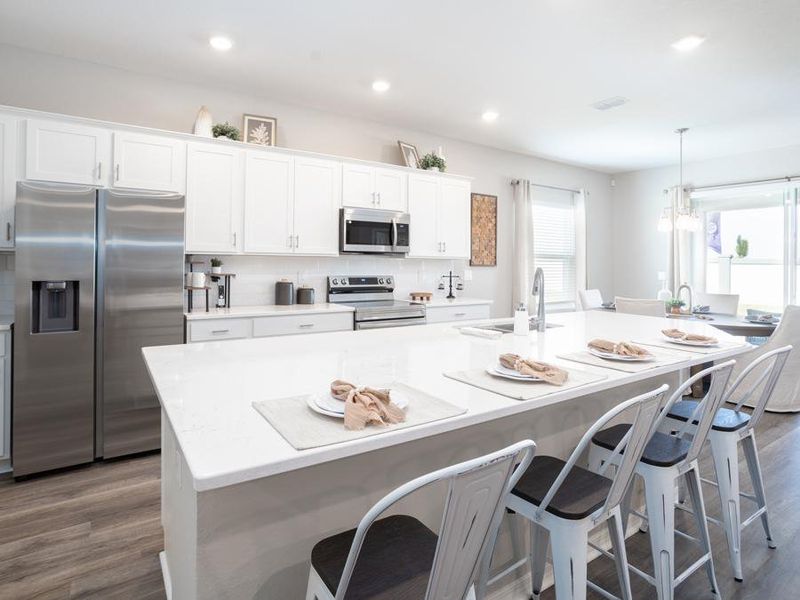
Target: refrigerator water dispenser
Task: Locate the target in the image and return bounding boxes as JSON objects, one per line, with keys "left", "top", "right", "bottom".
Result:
{"left": 31, "top": 280, "right": 79, "bottom": 333}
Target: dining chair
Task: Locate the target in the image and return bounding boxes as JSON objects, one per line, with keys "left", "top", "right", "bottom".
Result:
{"left": 588, "top": 361, "right": 735, "bottom": 600}
{"left": 663, "top": 345, "right": 791, "bottom": 582}
{"left": 696, "top": 292, "right": 740, "bottom": 316}
{"left": 726, "top": 304, "right": 800, "bottom": 412}
{"left": 614, "top": 296, "right": 665, "bottom": 317}
{"left": 579, "top": 289, "right": 604, "bottom": 311}
{"left": 304, "top": 440, "right": 535, "bottom": 600}
{"left": 479, "top": 384, "right": 669, "bottom": 600}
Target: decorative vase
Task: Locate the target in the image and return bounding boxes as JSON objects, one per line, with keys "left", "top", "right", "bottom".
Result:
{"left": 670, "top": 306, "right": 682, "bottom": 315}
{"left": 193, "top": 106, "right": 213, "bottom": 138}
{"left": 427, "top": 166, "right": 440, "bottom": 172}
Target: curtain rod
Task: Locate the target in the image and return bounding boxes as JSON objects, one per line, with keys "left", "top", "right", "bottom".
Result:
{"left": 510, "top": 179, "right": 581, "bottom": 194}
{"left": 690, "top": 175, "right": 800, "bottom": 192}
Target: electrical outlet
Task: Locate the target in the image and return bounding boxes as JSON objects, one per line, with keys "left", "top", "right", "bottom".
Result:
{"left": 463, "top": 268, "right": 473, "bottom": 281}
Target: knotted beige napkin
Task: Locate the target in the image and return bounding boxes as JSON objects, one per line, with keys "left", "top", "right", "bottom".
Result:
{"left": 662, "top": 328, "right": 718, "bottom": 344}
{"left": 499, "top": 354, "right": 569, "bottom": 386}
{"left": 588, "top": 339, "right": 652, "bottom": 357}
{"left": 330, "top": 380, "right": 406, "bottom": 431}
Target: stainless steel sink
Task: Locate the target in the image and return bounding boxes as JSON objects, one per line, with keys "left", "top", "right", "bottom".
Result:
{"left": 477, "top": 320, "right": 562, "bottom": 333}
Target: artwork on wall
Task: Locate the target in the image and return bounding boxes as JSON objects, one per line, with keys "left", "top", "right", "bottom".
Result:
{"left": 243, "top": 114, "right": 277, "bottom": 146}
{"left": 470, "top": 193, "right": 497, "bottom": 267}
{"left": 397, "top": 140, "right": 420, "bottom": 168}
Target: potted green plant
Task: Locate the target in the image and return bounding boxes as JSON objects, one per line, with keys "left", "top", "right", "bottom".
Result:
{"left": 735, "top": 235, "right": 749, "bottom": 259}
{"left": 418, "top": 153, "right": 446, "bottom": 172}
{"left": 210, "top": 257, "right": 223, "bottom": 274}
{"left": 667, "top": 298, "right": 686, "bottom": 315}
{"left": 212, "top": 122, "right": 241, "bottom": 141}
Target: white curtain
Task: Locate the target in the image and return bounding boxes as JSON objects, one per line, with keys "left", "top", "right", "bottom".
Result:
{"left": 511, "top": 179, "right": 534, "bottom": 312}
{"left": 666, "top": 186, "right": 691, "bottom": 294}
{"left": 575, "top": 189, "right": 588, "bottom": 302}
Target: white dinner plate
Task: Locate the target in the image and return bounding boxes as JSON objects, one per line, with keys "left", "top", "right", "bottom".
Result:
{"left": 661, "top": 335, "right": 718, "bottom": 347}
{"left": 587, "top": 348, "right": 654, "bottom": 362}
{"left": 485, "top": 364, "right": 543, "bottom": 382}
{"left": 307, "top": 389, "right": 410, "bottom": 419}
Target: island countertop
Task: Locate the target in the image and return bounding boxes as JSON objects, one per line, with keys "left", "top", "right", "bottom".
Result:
{"left": 143, "top": 311, "right": 750, "bottom": 491}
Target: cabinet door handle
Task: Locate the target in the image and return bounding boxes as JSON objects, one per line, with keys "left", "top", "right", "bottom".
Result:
{"left": 211, "top": 329, "right": 230, "bottom": 334}
{"left": 5, "top": 222, "right": 10, "bottom": 242}
{"left": 287, "top": 235, "right": 293, "bottom": 248}
{"left": 295, "top": 234, "right": 300, "bottom": 248}
{"left": 298, "top": 323, "right": 314, "bottom": 329}
{"left": 443, "top": 241, "right": 447, "bottom": 253}
{"left": 371, "top": 191, "right": 376, "bottom": 206}
{"left": 115, "top": 164, "right": 120, "bottom": 182}
{"left": 232, "top": 232, "right": 237, "bottom": 247}
{"left": 97, "top": 162, "right": 102, "bottom": 180}
{"left": 376, "top": 192, "right": 381, "bottom": 205}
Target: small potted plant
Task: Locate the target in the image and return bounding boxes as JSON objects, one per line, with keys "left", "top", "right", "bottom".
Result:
{"left": 667, "top": 298, "right": 686, "bottom": 315}
{"left": 210, "top": 257, "right": 223, "bottom": 275}
{"left": 735, "top": 235, "right": 749, "bottom": 259}
{"left": 212, "top": 122, "right": 241, "bottom": 141}
{"left": 418, "top": 152, "right": 446, "bottom": 172}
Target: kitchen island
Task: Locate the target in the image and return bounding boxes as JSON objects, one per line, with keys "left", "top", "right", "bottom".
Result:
{"left": 143, "top": 311, "right": 752, "bottom": 599}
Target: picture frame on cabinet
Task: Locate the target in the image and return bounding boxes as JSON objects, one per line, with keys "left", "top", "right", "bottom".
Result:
{"left": 243, "top": 114, "right": 277, "bottom": 146}
{"left": 398, "top": 140, "right": 420, "bottom": 168}
{"left": 470, "top": 193, "right": 497, "bottom": 266}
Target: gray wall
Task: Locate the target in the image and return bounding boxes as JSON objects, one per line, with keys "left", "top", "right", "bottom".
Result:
{"left": 0, "top": 44, "right": 614, "bottom": 316}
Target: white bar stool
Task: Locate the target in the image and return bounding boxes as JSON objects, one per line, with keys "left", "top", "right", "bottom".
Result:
{"left": 304, "top": 440, "right": 535, "bottom": 600}
{"left": 588, "top": 361, "right": 735, "bottom": 600}
{"left": 480, "top": 385, "right": 670, "bottom": 600}
{"left": 663, "top": 345, "right": 792, "bottom": 582}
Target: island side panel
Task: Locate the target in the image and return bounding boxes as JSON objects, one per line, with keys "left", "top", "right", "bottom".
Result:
{"left": 177, "top": 376, "right": 673, "bottom": 599}
{"left": 162, "top": 413, "right": 199, "bottom": 600}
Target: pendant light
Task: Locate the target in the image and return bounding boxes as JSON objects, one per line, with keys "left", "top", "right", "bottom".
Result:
{"left": 658, "top": 128, "right": 702, "bottom": 232}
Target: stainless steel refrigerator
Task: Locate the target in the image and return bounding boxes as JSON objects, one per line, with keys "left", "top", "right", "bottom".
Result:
{"left": 13, "top": 181, "right": 185, "bottom": 477}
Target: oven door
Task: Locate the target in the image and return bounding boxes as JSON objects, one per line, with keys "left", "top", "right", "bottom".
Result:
{"left": 340, "top": 208, "right": 410, "bottom": 254}
{"left": 355, "top": 317, "right": 426, "bottom": 330}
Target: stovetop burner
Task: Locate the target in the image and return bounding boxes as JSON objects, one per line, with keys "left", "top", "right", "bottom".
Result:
{"left": 327, "top": 275, "right": 426, "bottom": 327}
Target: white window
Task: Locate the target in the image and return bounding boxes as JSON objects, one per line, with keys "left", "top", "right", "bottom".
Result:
{"left": 533, "top": 188, "right": 585, "bottom": 311}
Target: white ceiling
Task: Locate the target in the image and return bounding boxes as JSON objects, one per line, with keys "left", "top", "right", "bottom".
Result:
{"left": 0, "top": 0, "right": 798, "bottom": 173}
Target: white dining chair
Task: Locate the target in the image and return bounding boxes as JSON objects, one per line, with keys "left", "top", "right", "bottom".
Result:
{"left": 696, "top": 292, "right": 740, "bottom": 315}
{"left": 615, "top": 296, "right": 666, "bottom": 317}
{"left": 588, "top": 361, "right": 734, "bottom": 600}
{"left": 663, "top": 345, "right": 791, "bottom": 582}
{"left": 480, "top": 384, "right": 669, "bottom": 600}
{"left": 579, "top": 289, "right": 604, "bottom": 310}
{"left": 304, "top": 440, "right": 535, "bottom": 600}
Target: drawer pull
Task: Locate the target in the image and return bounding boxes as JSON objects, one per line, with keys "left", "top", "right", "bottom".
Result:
{"left": 298, "top": 323, "right": 314, "bottom": 328}
{"left": 211, "top": 329, "right": 230, "bottom": 334}
{"left": 454, "top": 312, "right": 467, "bottom": 317}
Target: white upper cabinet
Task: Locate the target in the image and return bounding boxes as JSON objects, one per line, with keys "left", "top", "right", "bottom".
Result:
{"left": 243, "top": 151, "right": 294, "bottom": 253}
{"left": 438, "top": 179, "right": 471, "bottom": 258}
{"left": 292, "top": 157, "right": 341, "bottom": 255}
{"left": 112, "top": 132, "right": 186, "bottom": 192}
{"left": 342, "top": 162, "right": 407, "bottom": 211}
{"left": 25, "top": 119, "right": 111, "bottom": 185}
{"left": 0, "top": 115, "right": 18, "bottom": 248}
{"left": 408, "top": 173, "right": 471, "bottom": 259}
{"left": 185, "top": 142, "right": 244, "bottom": 254}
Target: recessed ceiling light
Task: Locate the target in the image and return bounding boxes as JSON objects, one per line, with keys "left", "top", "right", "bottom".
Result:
{"left": 671, "top": 35, "right": 706, "bottom": 52}
{"left": 481, "top": 110, "right": 499, "bottom": 123}
{"left": 209, "top": 36, "right": 233, "bottom": 51}
{"left": 372, "top": 80, "right": 390, "bottom": 93}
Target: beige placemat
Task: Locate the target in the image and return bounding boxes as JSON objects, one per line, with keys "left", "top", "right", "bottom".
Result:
{"left": 556, "top": 349, "right": 686, "bottom": 373}
{"left": 252, "top": 382, "right": 466, "bottom": 450}
{"left": 443, "top": 367, "right": 607, "bottom": 401}
{"left": 633, "top": 338, "right": 749, "bottom": 355}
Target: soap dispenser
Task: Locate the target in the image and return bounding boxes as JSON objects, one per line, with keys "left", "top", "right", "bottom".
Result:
{"left": 514, "top": 303, "right": 529, "bottom": 336}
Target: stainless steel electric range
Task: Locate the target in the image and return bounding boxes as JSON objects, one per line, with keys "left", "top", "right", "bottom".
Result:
{"left": 327, "top": 275, "right": 426, "bottom": 330}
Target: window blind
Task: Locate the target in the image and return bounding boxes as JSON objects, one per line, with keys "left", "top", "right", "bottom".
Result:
{"left": 533, "top": 192, "right": 577, "bottom": 309}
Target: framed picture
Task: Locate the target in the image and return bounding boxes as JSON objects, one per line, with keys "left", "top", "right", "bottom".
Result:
{"left": 243, "top": 114, "right": 277, "bottom": 146}
{"left": 397, "top": 140, "right": 420, "bottom": 168}
{"left": 470, "top": 193, "right": 497, "bottom": 267}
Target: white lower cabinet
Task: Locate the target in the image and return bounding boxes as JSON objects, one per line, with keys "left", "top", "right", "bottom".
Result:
{"left": 424, "top": 303, "right": 491, "bottom": 324}
{"left": 186, "top": 312, "right": 352, "bottom": 343}
{"left": 408, "top": 174, "right": 471, "bottom": 258}
{"left": 0, "top": 331, "right": 10, "bottom": 459}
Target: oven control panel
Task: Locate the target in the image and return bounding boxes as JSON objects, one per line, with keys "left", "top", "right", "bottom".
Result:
{"left": 328, "top": 275, "right": 394, "bottom": 291}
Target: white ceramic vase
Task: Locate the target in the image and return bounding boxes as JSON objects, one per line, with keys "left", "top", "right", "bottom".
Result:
{"left": 193, "top": 106, "right": 213, "bottom": 138}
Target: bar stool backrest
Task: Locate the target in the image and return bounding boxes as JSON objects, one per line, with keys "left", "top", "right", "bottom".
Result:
{"left": 726, "top": 345, "right": 792, "bottom": 430}
{"left": 665, "top": 360, "right": 736, "bottom": 468}
{"left": 332, "top": 440, "right": 536, "bottom": 600}
{"left": 532, "top": 385, "right": 670, "bottom": 522}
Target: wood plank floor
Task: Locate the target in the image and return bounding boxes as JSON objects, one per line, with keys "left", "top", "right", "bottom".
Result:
{"left": 0, "top": 411, "right": 798, "bottom": 599}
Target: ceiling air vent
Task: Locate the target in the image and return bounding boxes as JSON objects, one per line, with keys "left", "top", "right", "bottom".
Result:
{"left": 591, "top": 96, "right": 629, "bottom": 111}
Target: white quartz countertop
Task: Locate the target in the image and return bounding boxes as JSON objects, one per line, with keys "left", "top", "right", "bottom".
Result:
{"left": 0, "top": 315, "right": 13, "bottom": 331}
{"left": 185, "top": 303, "right": 354, "bottom": 320}
{"left": 143, "top": 311, "right": 751, "bottom": 491}
{"left": 411, "top": 297, "right": 493, "bottom": 307}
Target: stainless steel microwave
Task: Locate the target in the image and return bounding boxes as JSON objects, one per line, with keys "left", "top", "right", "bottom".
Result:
{"left": 340, "top": 208, "right": 410, "bottom": 254}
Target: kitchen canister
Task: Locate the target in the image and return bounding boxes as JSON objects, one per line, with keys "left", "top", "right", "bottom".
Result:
{"left": 275, "top": 279, "right": 295, "bottom": 305}
{"left": 296, "top": 286, "right": 315, "bottom": 305}
{"left": 191, "top": 272, "right": 206, "bottom": 288}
